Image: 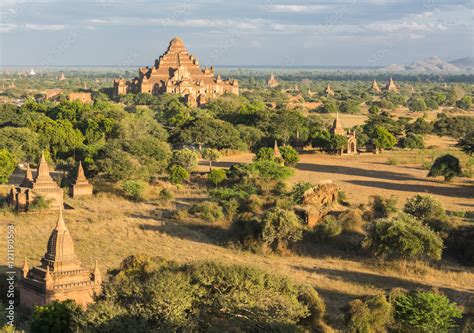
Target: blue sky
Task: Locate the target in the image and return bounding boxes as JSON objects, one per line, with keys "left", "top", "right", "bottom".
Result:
{"left": 0, "top": 0, "right": 472, "bottom": 67}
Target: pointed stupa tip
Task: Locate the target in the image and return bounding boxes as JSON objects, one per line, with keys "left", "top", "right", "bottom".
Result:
{"left": 77, "top": 161, "right": 86, "bottom": 180}
{"left": 25, "top": 163, "right": 33, "bottom": 181}
{"left": 55, "top": 208, "right": 67, "bottom": 231}
{"left": 22, "top": 257, "right": 29, "bottom": 271}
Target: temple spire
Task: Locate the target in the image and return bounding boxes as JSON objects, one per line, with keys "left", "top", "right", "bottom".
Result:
{"left": 93, "top": 260, "right": 102, "bottom": 285}
{"left": 20, "top": 163, "right": 34, "bottom": 187}
{"left": 274, "top": 140, "right": 281, "bottom": 157}
{"left": 35, "top": 151, "right": 54, "bottom": 183}
{"left": 55, "top": 208, "right": 67, "bottom": 232}
{"left": 22, "top": 257, "right": 29, "bottom": 278}
{"left": 76, "top": 161, "right": 86, "bottom": 182}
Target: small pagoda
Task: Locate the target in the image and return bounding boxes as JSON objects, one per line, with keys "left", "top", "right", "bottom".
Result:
{"left": 69, "top": 161, "right": 93, "bottom": 198}
{"left": 384, "top": 77, "right": 398, "bottom": 92}
{"left": 266, "top": 72, "right": 279, "bottom": 88}
{"left": 370, "top": 79, "right": 381, "bottom": 93}
{"left": 58, "top": 72, "right": 65, "bottom": 81}
{"left": 9, "top": 152, "right": 63, "bottom": 211}
{"left": 330, "top": 113, "right": 357, "bottom": 154}
{"left": 274, "top": 140, "right": 281, "bottom": 157}
{"left": 20, "top": 210, "right": 101, "bottom": 310}
{"left": 325, "top": 84, "right": 335, "bottom": 97}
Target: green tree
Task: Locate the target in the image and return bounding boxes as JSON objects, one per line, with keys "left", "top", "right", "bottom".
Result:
{"left": 122, "top": 180, "right": 146, "bottom": 201}
{"left": 0, "top": 149, "right": 15, "bottom": 184}
{"left": 261, "top": 208, "right": 303, "bottom": 251}
{"left": 400, "top": 133, "right": 424, "bottom": 149}
{"left": 457, "top": 131, "right": 474, "bottom": 155}
{"left": 329, "top": 134, "right": 349, "bottom": 154}
{"left": 456, "top": 95, "right": 472, "bottom": 110}
{"left": 345, "top": 294, "right": 393, "bottom": 333}
{"left": 208, "top": 169, "right": 227, "bottom": 186}
{"left": 30, "top": 300, "right": 83, "bottom": 333}
{"left": 372, "top": 126, "right": 397, "bottom": 152}
{"left": 279, "top": 145, "right": 299, "bottom": 166}
{"left": 169, "top": 149, "right": 198, "bottom": 172}
{"left": 428, "top": 154, "right": 462, "bottom": 182}
{"left": 365, "top": 214, "right": 443, "bottom": 261}
{"left": 368, "top": 195, "right": 398, "bottom": 219}
{"left": 393, "top": 290, "right": 462, "bottom": 332}
{"left": 178, "top": 117, "right": 244, "bottom": 150}
{"left": 408, "top": 97, "right": 427, "bottom": 112}
{"left": 202, "top": 148, "right": 221, "bottom": 171}
{"left": 169, "top": 165, "right": 189, "bottom": 185}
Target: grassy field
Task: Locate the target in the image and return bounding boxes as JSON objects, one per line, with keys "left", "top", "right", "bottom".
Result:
{"left": 1, "top": 194, "right": 472, "bottom": 330}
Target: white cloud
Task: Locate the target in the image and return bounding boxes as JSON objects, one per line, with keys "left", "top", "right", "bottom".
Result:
{"left": 0, "top": 24, "right": 16, "bottom": 33}
{"left": 366, "top": 21, "right": 447, "bottom": 33}
{"left": 265, "top": 5, "right": 333, "bottom": 13}
{"left": 25, "top": 24, "right": 65, "bottom": 31}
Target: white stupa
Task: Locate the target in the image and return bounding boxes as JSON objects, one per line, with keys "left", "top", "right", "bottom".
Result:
{"left": 28, "top": 68, "right": 36, "bottom": 76}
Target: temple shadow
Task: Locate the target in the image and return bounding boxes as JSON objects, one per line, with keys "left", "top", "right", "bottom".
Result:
{"left": 296, "top": 163, "right": 422, "bottom": 182}
{"left": 132, "top": 209, "right": 230, "bottom": 246}
{"left": 346, "top": 180, "right": 473, "bottom": 199}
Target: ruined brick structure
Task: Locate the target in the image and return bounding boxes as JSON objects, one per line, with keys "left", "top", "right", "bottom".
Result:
{"left": 331, "top": 113, "right": 357, "bottom": 154}
{"left": 8, "top": 153, "right": 63, "bottom": 211}
{"left": 68, "top": 92, "right": 92, "bottom": 103}
{"left": 69, "top": 161, "right": 93, "bottom": 198}
{"left": 114, "top": 37, "right": 239, "bottom": 107}
{"left": 20, "top": 210, "right": 101, "bottom": 310}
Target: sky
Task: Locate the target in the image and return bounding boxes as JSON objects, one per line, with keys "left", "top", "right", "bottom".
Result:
{"left": 0, "top": 0, "right": 472, "bottom": 67}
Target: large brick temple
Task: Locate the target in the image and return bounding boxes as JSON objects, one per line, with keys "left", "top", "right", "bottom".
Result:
{"left": 114, "top": 37, "right": 239, "bottom": 106}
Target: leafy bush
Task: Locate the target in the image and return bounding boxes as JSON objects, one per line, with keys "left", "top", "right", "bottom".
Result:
{"left": 428, "top": 154, "right": 462, "bottom": 182}
{"left": 261, "top": 207, "right": 303, "bottom": 251}
{"left": 248, "top": 160, "right": 294, "bottom": 182}
{"left": 403, "top": 195, "right": 453, "bottom": 235}
{"left": 121, "top": 180, "right": 145, "bottom": 201}
{"left": 254, "top": 147, "right": 275, "bottom": 162}
{"left": 367, "top": 195, "right": 398, "bottom": 219}
{"left": 345, "top": 293, "right": 393, "bottom": 333}
{"left": 400, "top": 133, "right": 424, "bottom": 149}
{"left": 159, "top": 188, "right": 174, "bottom": 201}
{"left": 189, "top": 201, "right": 224, "bottom": 222}
{"left": 208, "top": 169, "right": 226, "bottom": 186}
{"left": 317, "top": 215, "right": 343, "bottom": 238}
{"left": 291, "top": 182, "right": 314, "bottom": 204}
{"left": 0, "top": 149, "right": 15, "bottom": 184}
{"left": 169, "top": 148, "right": 198, "bottom": 172}
{"left": 168, "top": 165, "right": 189, "bottom": 185}
{"left": 29, "top": 195, "right": 50, "bottom": 211}
{"left": 279, "top": 145, "right": 299, "bottom": 166}
{"left": 30, "top": 300, "right": 83, "bottom": 333}
{"left": 78, "top": 255, "right": 327, "bottom": 332}
{"left": 365, "top": 214, "right": 443, "bottom": 261}
{"left": 393, "top": 290, "right": 463, "bottom": 332}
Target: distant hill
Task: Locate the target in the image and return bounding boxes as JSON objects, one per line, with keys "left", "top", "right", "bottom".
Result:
{"left": 380, "top": 56, "right": 472, "bottom": 73}
{"left": 448, "top": 56, "right": 474, "bottom": 70}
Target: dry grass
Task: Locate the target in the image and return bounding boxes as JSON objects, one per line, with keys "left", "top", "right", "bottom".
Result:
{"left": 1, "top": 188, "right": 472, "bottom": 330}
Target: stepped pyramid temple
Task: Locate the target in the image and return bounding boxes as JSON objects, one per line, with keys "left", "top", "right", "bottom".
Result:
{"left": 20, "top": 210, "right": 101, "bottom": 309}
{"left": 69, "top": 161, "right": 93, "bottom": 198}
{"left": 114, "top": 37, "right": 239, "bottom": 107}
{"left": 8, "top": 153, "right": 63, "bottom": 211}
{"left": 266, "top": 72, "right": 279, "bottom": 88}
{"left": 325, "top": 84, "right": 335, "bottom": 97}
{"left": 371, "top": 79, "right": 381, "bottom": 93}
{"left": 384, "top": 77, "right": 398, "bottom": 92}
{"left": 331, "top": 113, "right": 357, "bottom": 154}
